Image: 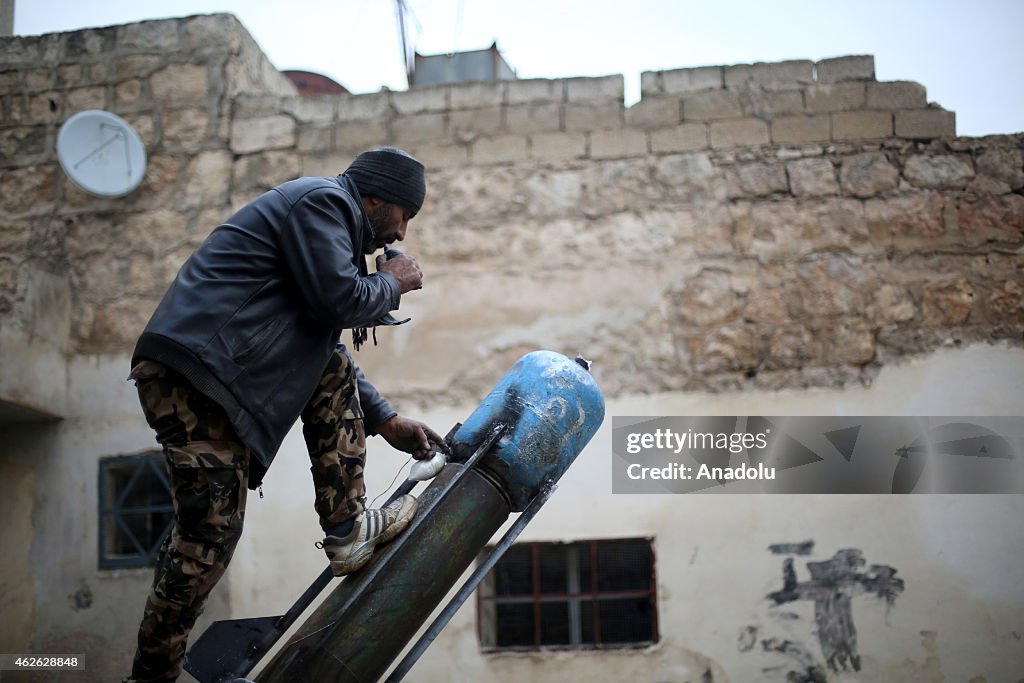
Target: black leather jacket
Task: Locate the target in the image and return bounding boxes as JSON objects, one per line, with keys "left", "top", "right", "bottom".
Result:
{"left": 133, "top": 175, "right": 401, "bottom": 481}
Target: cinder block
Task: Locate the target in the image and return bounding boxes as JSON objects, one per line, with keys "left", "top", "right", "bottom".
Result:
{"left": 505, "top": 103, "right": 561, "bottom": 134}
{"left": 805, "top": 83, "right": 866, "bottom": 113}
{"left": 449, "top": 107, "right": 504, "bottom": 139}
{"left": 473, "top": 135, "right": 529, "bottom": 164}
{"left": 391, "top": 112, "right": 446, "bottom": 145}
{"left": 661, "top": 66, "right": 724, "bottom": 95}
{"left": 282, "top": 97, "right": 337, "bottom": 124}
{"left": 590, "top": 129, "right": 648, "bottom": 159}
{"left": 625, "top": 97, "right": 680, "bottom": 128}
{"left": 683, "top": 91, "right": 742, "bottom": 121}
{"left": 867, "top": 81, "right": 927, "bottom": 110}
{"left": 650, "top": 124, "right": 708, "bottom": 153}
{"left": 334, "top": 120, "right": 388, "bottom": 152}
{"left": 529, "top": 132, "right": 586, "bottom": 161}
{"left": 815, "top": 55, "right": 875, "bottom": 83}
{"left": 564, "top": 102, "right": 623, "bottom": 132}
{"left": 336, "top": 92, "right": 390, "bottom": 121}
{"left": 507, "top": 78, "right": 563, "bottom": 105}
{"left": 450, "top": 81, "right": 505, "bottom": 109}
{"left": 710, "top": 119, "right": 770, "bottom": 148}
{"left": 742, "top": 90, "right": 804, "bottom": 118}
{"left": 407, "top": 142, "right": 469, "bottom": 168}
{"left": 302, "top": 152, "right": 355, "bottom": 178}
{"left": 566, "top": 75, "right": 624, "bottom": 102}
{"left": 234, "top": 150, "right": 300, "bottom": 191}
{"left": 296, "top": 124, "right": 333, "bottom": 153}
{"left": 771, "top": 115, "right": 830, "bottom": 144}
{"left": 640, "top": 71, "right": 663, "bottom": 97}
{"left": 895, "top": 109, "right": 956, "bottom": 139}
{"left": 390, "top": 85, "right": 448, "bottom": 115}
{"left": 725, "top": 60, "right": 815, "bottom": 90}
{"left": 832, "top": 111, "right": 892, "bottom": 140}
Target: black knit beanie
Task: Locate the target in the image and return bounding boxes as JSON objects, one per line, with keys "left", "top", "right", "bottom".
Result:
{"left": 343, "top": 147, "right": 426, "bottom": 215}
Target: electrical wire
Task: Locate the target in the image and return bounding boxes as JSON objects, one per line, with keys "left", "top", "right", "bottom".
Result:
{"left": 369, "top": 455, "right": 414, "bottom": 508}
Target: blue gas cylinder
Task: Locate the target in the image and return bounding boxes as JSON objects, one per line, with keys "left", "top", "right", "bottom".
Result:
{"left": 450, "top": 350, "right": 605, "bottom": 511}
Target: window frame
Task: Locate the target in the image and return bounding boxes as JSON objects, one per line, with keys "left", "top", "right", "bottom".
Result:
{"left": 477, "top": 537, "right": 659, "bottom": 652}
{"left": 97, "top": 452, "right": 174, "bottom": 569}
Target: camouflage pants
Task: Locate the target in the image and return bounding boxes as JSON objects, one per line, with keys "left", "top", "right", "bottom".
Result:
{"left": 127, "top": 347, "right": 366, "bottom": 682}
{"left": 301, "top": 346, "right": 368, "bottom": 531}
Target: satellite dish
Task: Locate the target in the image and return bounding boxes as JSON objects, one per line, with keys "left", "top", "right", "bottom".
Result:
{"left": 57, "top": 109, "right": 147, "bottom": 198}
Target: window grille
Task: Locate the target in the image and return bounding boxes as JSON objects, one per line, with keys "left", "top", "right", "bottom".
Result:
{"left": 98, "top": 453, "right": 173, "bottom": 568}
{"left": 478, "top": 538, "right": 658, "bottom": 650}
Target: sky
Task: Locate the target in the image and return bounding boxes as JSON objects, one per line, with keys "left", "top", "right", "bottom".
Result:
{"left": 14, "top": 0, "right": 1024, "bottom": 137}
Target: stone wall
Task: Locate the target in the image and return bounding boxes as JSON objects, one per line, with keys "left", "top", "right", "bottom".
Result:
{"left": 2, "top": 16, "right": 1021, "bottom": 413}
{"left": 0, "top": 13, "right": 294, "bottom": 415}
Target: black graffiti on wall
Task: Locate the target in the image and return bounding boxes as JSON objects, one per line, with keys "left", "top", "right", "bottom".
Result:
{"left": 766, "top": 547, "right": 905, "bottom": 674}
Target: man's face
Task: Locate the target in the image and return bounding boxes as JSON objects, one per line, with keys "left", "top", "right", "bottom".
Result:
{"left": 365, "top": 201, "right": 413, "bottom": 253}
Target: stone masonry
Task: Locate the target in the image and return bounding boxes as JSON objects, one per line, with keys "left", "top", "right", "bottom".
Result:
{"left": 1, "top": 15, "right": 1022, "bottom": 411}
{"left": 1, "top": 15, "right": 1022, "bottom": 679}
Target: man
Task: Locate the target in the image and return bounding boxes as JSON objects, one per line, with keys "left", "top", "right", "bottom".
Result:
{"left": 125, "top": 147, "right": 447, "bottom": 682}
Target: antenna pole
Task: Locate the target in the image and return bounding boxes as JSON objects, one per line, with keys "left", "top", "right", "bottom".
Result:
{"left": 394, "top": 0, "right": 413, "bottom": 87}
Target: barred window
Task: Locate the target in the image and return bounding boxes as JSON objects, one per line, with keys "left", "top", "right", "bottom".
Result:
{"left": 478, "top": 538, "right": 658, "bottom": 650}
{"left": 98, "top": 453, "right": 173, "bottom": 568}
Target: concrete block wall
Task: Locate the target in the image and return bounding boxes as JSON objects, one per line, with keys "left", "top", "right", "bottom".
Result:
{"left": 640, "top": 55, "right": 955, "bottom": 146}
{"left": 264, "top": 55, "right": 959, "bottom": 190}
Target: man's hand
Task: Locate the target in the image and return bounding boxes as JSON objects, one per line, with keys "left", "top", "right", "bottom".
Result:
{"left": 377, "top": 415, "right": 450, "bottom": 460}
{"left": 377, "top": 253, "right": 423, "bottom": 294}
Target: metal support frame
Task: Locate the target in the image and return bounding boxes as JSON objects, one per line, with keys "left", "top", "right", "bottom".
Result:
{"left": 184, "top": 423, "right": 506, "bottom": 683}
{"left": 384, "top": 476, "right": 558, "bottom": 682}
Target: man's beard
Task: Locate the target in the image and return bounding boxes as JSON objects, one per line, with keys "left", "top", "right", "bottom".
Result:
{"left": 364, "top": 203, "right": 391, "bottom": 254}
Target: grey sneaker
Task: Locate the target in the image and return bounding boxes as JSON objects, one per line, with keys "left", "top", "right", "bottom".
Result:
{"left": 321, "top": 494, "right": 418, "bottom": 576}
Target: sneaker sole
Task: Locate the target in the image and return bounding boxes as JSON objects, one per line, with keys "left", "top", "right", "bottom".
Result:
{"left": 330, "top": 544, "right": 375, "bottom": 576}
